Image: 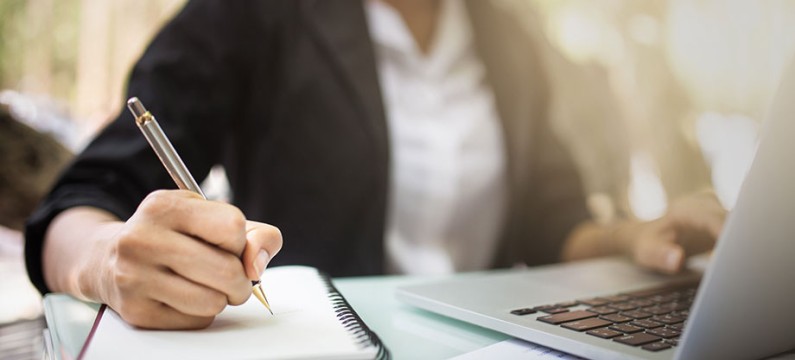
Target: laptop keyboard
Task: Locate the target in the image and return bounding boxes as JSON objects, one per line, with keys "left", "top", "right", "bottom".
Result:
{"left": 510, "top": 280, "right": 698, "bottom": 353}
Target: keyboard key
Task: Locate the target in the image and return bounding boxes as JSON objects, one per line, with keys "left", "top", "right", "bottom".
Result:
{"left": 608, "top": 302, "right": 638, "bottom": 311}
{"left": 510, "top": 308, "right": 537, "bottom": 316}
{"left": 627, "top": 299, "right": 655, "bottom": 308}
{"left": 542, "top": 308, "right": 570, "bottom": 314}
{"left": 672, "top": 302, "right": 691, "bottom": 311}
{"left": 601, "top": 295, "right": 631, "bottom": 302}
{"left": 537, "top": 310, "right": 597, "bottom": 325}
{"left": 555, "top": 301, "right": 580, "bottom": 308}
{"left": 588, "top": 306, "right": 618, "bottom": 315}
{"left": 623, "top": 285, "right": 683, "bottom": 299}
{"left": 652, "top": 314, "right": 685, "bottom": 325}
{"left": 622, "top": 281, "right": 699, "bottom": 299}
{"left": 630, "top": 319, "right": 664, "bottom": 329}
{"left": 561, "top": 318, "right": 613, "bottom": 332}
{"left": 609, "top": 323, "right": 644, "bottom": 334}
{"left": 622, "top": 286, "right": 669, "bottom": 298}
{"left": 643, "top": 305, "right": 675, "bottom": 315}
{"left": 650, "top": 294, "right": 680, "bottom": 303}
{"left": 672, "top": 310, "right": 690, "bottom": 318}
{"left": 578, "top": 298, "right": 610, "bottom": 307}
{"left": 533, "top": 305, "right": 569, "bottom": 314}
{"left": 647, "top": 327, "right": 681, "bottom": 339}
{"left": 600, "top": 313, "right": 633, "bottom": 323}
{"left": 533, "top": 305, "right": 570, "bottom": 314}
{"left": 669, "top": 323, "right": 685, "bottom": 331}
{"left": 665, "top": 338, "right": 679, "bottom": 346}
{"left": 621, "top": 310, "right": 652, "bottom": 319}
{"left": 642, "top": 341, "right": 672, "bottom": 352}
{"left": 658, "top": 302, "right": 679, "bottom": 309}
{"left": 614, "top": 333, "right": 662, "bottom": 346}
{"left": 587, "top": 328, "right": 623, "bottom": 339}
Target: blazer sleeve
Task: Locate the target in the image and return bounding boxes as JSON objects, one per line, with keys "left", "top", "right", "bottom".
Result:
{"left": 24, "top": 0, "right": 263, "bottom": 294}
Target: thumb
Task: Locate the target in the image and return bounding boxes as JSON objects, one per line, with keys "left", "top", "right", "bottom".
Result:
{"left": 634, "top": 229, "right": 685, "bottom": 274}
{"left": 241, "top": 221, "right": 283, "bottom": 281}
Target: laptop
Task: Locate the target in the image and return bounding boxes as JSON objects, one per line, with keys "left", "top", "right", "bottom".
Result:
{"left": 396, "top": 62, "right": 795, "bottom": 360}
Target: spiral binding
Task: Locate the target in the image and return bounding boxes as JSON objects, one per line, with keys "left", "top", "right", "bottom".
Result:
{"left": 319, "top": 272, "right": 391, "bottom": 360}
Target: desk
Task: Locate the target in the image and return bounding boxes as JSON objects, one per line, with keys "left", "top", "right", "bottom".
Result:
{"left": 44, "top": 274, "right": 510, "bottom": 360}
{"left": 335, "top": 275, "right": 510, "bottom": 359}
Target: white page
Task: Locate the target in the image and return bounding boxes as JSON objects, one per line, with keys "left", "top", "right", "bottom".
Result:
{"left": 81, "top": 266, "right": 378, "bottom": 360}
{"left": 450, "top": 339, "right": 584, "bottom": 360}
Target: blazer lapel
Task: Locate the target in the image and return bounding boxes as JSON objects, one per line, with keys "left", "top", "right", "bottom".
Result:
{"left": 302, "top": 0, "right": 543, "bottom": 196}
{"left": 466, "top": 0, "right": 545, "bottom": 196}
{"left": 467, "top": 0, "right": 549, "bottom": 263}
{"left": 301, "top": 0, "right": 390, "bottom": 170}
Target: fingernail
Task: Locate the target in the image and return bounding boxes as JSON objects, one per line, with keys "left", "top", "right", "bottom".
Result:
{"left": 666, "top": 249, "right": 682, "bottom": 271}
{"left": 254, "top": 250, "right": 270, "bottom": 277}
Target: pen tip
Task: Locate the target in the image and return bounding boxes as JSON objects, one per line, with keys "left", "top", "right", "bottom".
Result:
{"left": 252, "top": 282, "right": 274, "bottom": 315}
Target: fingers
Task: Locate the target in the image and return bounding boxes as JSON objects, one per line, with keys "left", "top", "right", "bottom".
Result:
{"left": 671, "top": 206, "right": 725, "bottom": 240}
{"left": 115, "top": 219, "right": 252, "bottom": 305}
{"left": 631, "top": 221, "right": 686, "bottom": 274}
{"left": 637, "top": 192, "right": 727, "bottom": 271}
{"left": 136, "top": 190, "right": 248, "bottom": 255}
{"left": 635, "top": 237, "right": 685, "bottom": 274}
{"left": 668, "top": 192, "right": 727, "bottom": 239}
{"left": 147, "top": 270, "right": 231, "bottom": 317}
{"left": 241, "top": 221, "right": 283, "bottom": 281}
{"left": 116, "top": 298, "right": 216, "bottom": 330}
{"left": 154, "top": 236, "right": 252, "bottom": 305}
{"left": 665, "top": 198, "right": 725, "bottom": 257}
{"left": 108, "top": 257, "right": 224, "bottom": 329}
{"left": 702, "top": 208, "right": 725, "bottom": 239}
{"left": 107, "top": 190, "right": 285, "bottom": 328}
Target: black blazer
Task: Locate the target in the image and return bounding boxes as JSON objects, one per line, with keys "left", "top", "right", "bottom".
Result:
{"left": 25, "top": 0, "right": 590, "bottom": 294}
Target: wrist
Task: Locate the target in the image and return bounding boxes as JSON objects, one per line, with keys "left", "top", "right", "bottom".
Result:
{"left": 43, "top": 207, "right": 123, "bottom": 303}
{"left": 74, "top": 221, "right": 124, "bottom": 303}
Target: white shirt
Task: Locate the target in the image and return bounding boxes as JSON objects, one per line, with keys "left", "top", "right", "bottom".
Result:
{"left": 365, "top": 0, "right": 507, "bottom": 274}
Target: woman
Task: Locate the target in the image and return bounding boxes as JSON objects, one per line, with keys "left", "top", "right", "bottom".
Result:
{"left": 25, "top": 0, "right": 723, "bottom": 329}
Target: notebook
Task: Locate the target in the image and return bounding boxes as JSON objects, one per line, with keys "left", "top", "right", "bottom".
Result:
{"left": 75, "top": 266, "right": 388, "bottom": 360}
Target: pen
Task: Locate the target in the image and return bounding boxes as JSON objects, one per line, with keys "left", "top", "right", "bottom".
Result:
{"left": 126, "top": 97, "right": 273, "bottom": 315}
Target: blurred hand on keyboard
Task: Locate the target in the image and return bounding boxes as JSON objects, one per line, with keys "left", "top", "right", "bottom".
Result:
{"left": 627, "top": 190, "right": 726, "bottom": 274}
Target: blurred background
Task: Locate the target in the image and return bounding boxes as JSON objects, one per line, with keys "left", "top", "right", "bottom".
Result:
{"left": 1, "top": 0, "right": 794, "bottom": 358}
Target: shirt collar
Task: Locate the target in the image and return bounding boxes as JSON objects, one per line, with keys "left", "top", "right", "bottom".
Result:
{"left": 365, "top": 0, "right": 473, "bottom": 77}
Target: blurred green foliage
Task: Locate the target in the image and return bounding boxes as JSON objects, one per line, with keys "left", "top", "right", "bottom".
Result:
{"left": 0, "top": 0, "right": 26, "bottom": 88}
{"left": 0, "top": 0, "right": 79, "bottom": 98}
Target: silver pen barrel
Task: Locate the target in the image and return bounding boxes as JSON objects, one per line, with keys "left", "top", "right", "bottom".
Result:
{"left": 127, "top": 97, "right": 206, "bottom": 199}
{"left": 127, "top": 97, "right": 273, "bottom": 315}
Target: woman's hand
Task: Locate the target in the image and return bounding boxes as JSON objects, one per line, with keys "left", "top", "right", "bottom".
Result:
{"left": 623, "top": 191, "right": 726, "bottom": 273}
{"left": 562, "top": 191, "right": 726, "bottom": 274}
{"left": 44, "top": 190, "right": 282, "bottom": 329}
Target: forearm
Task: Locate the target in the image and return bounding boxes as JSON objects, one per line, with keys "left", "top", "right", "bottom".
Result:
{"left": 42, "top": 207, "right": 123, "bottom": 302}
